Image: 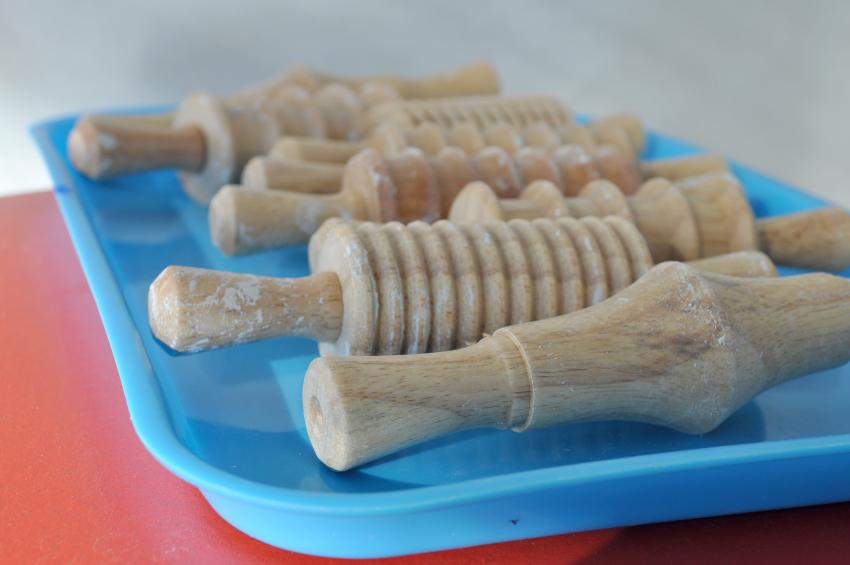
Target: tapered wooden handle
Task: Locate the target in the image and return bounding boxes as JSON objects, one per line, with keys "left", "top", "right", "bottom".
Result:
{"left": 241, "top": 156, "right": 344, "bottom": 193}
{"left": 757, "top": 208, "right": 850, "bottom": 271}
{"left": 304, "top": 263, "right": 850, "bottom": 470}
{"left": 68, "top": 115, "right": 205, "bottom": 179}
{"left": 385, "top": 60, "right": 500, "bottom": 99}
{"left": 270, "top": 136, "right": 364, "bottom": 163}
{"left": 208, "top": 185, "right": 359, "bottom": 254}
{"left": 640, "top": 154, "right": 728, "bottom": 180}
{"left": 686, "top": 251, "right": 777, "bottom": 277}
{"left": 149, "top": 243, "right": 776, "bottom": 353}
{"left": 148, "top": 266, "right": 343, "bottom": 351}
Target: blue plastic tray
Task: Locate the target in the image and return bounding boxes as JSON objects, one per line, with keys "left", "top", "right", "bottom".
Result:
{"left": 32, "top": 112, "right": 850, "bottom": 558}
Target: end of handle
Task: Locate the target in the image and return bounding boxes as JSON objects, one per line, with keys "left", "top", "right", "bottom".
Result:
{"left": 68, "top": 117, "right": 109, "bottom": 178}
{"left": 757, "top": 208, "right": 850, "bottom": 271}
{"left": 148, "top": 265, "right": 342, "bottom": 352}
{"left": 304, "top": 335, "right": 524, "bottom": 471}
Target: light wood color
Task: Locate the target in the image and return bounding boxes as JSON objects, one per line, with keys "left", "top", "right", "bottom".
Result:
{"left": 150, "top": 215, "right": 776, "bottom": 354}
{"left": 448, "top": 175, "right": 850, "bottom": 271}
{"left": 68, "top": 114, "right": 206, "bottom": 180}
{"left": 757, "top": 208, "right": 850, "bottom": 271}
{"left": 366, "top": 94, "right": 572, "bottom": 134}
{"left": 327, "top": 60, "right": 500, "bottom": 100}
{"left": 303, "top": 262, "right": 850, "bottom": 471}
{"left": 67, "top": 61, "right": 499, "bottom": 177}
{"left": 69, "top": 87, "right": 329, "bottom": 203}
{"left": 241, "top": 155, "right": 346, "bottom": 194}
{"left": 216, "top": 143, "right": 726, "bottom": 253}
{"left": 246, "top": 134, "right": 726, "bottom": 199}
{"left": 71, "top": 93, "right": 567, "bottom": 205}
{"left": 148, "top": 268, "right": 344, "bottom": 352}
{"left": 268, "top": 112, "right": 644, "bottom": 166}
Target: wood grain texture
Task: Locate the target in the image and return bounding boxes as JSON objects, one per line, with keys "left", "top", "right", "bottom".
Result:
{"left": 152, "top": 216, "right": 776, "bottom": 354}
{"left": 304, "top": 263, "right": 850, "bottom": 470}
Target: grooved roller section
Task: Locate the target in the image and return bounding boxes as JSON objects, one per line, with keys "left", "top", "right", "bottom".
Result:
{"left": 371, "top": 96, "right": 574, "bottom": 132}
{"left": 313, "top": 216, "right": 655, "bottom": 355}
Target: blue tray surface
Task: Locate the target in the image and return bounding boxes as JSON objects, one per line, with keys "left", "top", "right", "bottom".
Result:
{"left": 31, "top": 112, "right": 850, "bottom": 558}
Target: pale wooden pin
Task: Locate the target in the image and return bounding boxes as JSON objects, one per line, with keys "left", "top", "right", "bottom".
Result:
{"left": 69, "top": 85, "right": 328, "bottom": 183}
{"left": 68, "top": 61, "right": 500, "bottom": 178}
{"left": 150, "top": 215, "right": 777, "bottom": 354}
{"left": 218, "top": 141, "right": 726, "bottom": 254}
{"left": 265, "top": 111, "right": 645, "bottom": 167}
{"left": 448, "top": 175, "right": 850, "bottom": 271}
{"left": 303, "top": 262, "right": 850, "bottom": 470}
{"left": 249, "top": 134, "right": 724, "bottom": 202}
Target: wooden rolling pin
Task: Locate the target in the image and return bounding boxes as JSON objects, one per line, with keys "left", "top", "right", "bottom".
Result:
{"left": 70, "top": 93, "right": 570, "bottom": 205}
{"left": 149, "top": 215, "right": 776, "bottom": 354}
{"left": 243, "top": 60, "right": 501, "bottom": 101}
{"left": 243, "top": 133, "right": 725, "bottom": 197}
{"left": 303, "top": 262, "right": 850, "bottom": 470}
{"left": 68, "top": 61, "right": 499, "bottom": 175}
{"left": 211, "top": 145, "right": 726, "bottom": 254}
{"left": 69, "top": 87, "right": 329, "bottom": 203}
{"left": 267, "top": 112, "right": 644, "bottom": 165}
{"left": 448, "top": 175, "right": 850, "bottom": 271}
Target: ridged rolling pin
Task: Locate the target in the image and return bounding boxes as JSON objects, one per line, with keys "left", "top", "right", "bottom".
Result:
{"left": 148, "top": 215, "right": 776, "bottom": 354}
{"left": 303, "top": 261, "right": 850, "bottom": 471}
{"left": 70, "top": 92, "right": 567, "bottom": 205}
{"left": 243, "top": 128, "right": 725, "bottom": 197}
{"left": 449, "top": 173, "right": 850, "bottom": 271}
{"left": 448, "top": 175, "right": 850, "bottom": 271}
{"left": 265, "top": 112, "right": 644, "bottom": 166}
{"left": 241, "top": 94, "right": 581, "bottom": 190}
{"left": 68, "top": 61, "right": 499, "bottom": 176}
{"left": 212, "top": 144, "right": 727, "bottom": 254}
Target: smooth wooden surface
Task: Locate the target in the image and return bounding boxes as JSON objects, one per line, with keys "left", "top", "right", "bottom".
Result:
{"left": 241, "top": 155, "right": 345, "bottom": 193}
{"left": 67, "top": 114, "right": 204, "bottom": 178}
{"left": 153, "top": 213, "right": 777, "bottom": 354}
{"left": 351, "top": 60, "right": 500, "bottom": 99}
{"left": 758, "top": 208, "right": 850, "bottom": 271}
{"left": 304, "top": 263, "right": 850, "bottom": 470}
{"left": 5, "top": 190, "right": 850, "bottom": 564}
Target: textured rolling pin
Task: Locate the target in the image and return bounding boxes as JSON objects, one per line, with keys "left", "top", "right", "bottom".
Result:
{"left": 242, "top": 96, "right": 584, "bottom": 193}
{"left": 243, "top": 115, "right": 726, "bottom": 198}
{"left": 265, "top": 111, "right": 643, "bottom": 165}
{"left": 211, "top": 145, "right": 725, "bottom": 254}
{"left": 148, "top": 215, "right": 776, "bottom": 354}
{"left": 70, "top": 94, "right": 571, "bottom": 205}
{"left": 303, "top": 262, "right": 850, "bottom": 470}
{"left": 448, "top": 175, "right": 850, "bottom": 271}
{"left": 68, "top": 61, "right": 499, "bottom": 176}
{"left": 242, "top": 131, "right": 725, "bottom": 198}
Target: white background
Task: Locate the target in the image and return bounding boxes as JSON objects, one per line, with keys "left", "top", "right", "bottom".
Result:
{"left": 1, "top": 0, "right": 848, "bottom": 204}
